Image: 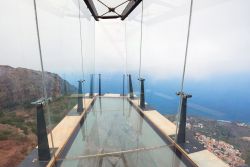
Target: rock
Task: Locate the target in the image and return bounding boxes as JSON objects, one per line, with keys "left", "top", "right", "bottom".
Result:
{"left": 0, "top": 65, "right": 76, "bottom": 109}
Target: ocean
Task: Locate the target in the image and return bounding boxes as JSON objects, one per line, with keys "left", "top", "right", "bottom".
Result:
{"left": 65, "top": 73, "right": 250, "bottom": 124}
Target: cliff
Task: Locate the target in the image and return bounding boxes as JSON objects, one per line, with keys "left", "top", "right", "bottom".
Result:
{"left": 0, "top": 65, "right": 76, "bottom": 109}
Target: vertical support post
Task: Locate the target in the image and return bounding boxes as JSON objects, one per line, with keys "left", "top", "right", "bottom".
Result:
{"left": 33, "top": 100, "right": 51, "bottom": 161}
{"left": 77, "top": 80, "right": 83, "bottom": 112}
{"left": 122, "top": 74, "right": 125, "bottom": 96}
{"left": 98, "top": 74, "right": 101, "bottom": 96}
{"left": 128, "top": 74, "right": 134, "bottom": 99}
{"left": 139, "top": 78, "right": 145, "bottom": 109}
{"left": 89, "top": 74, "right": 94, "bottom": 98}
{"left": 176, "top": 92, "right": 192, "bottom": 144}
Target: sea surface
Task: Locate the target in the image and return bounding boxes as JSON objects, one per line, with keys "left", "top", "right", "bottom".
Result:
{"left": 65, "top": 73, "right": 250, "bottom": 124}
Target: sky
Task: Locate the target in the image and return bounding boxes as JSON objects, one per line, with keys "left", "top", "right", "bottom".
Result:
{"left": 0, "top": 0, "right": 250, "bottom": 81}
{"left": 0, "top": 0, "right": 250, "bottom": 122}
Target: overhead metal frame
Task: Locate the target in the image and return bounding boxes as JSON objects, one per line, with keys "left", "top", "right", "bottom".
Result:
{"left": 83, "top": 0, "right": 99, "bottom": 20}
{"left": 83, "top": 0, "right": 142, "bottom": 21}
{"left": 121, "top": 0, "right": 142, "bottom": 20}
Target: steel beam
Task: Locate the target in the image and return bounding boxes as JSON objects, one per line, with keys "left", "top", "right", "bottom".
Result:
{"left": 82, "top": 0, "right": 142, "bottom": 20}
{"left": 121, "top": 0, "right": 143, "bottom": 20}
{"left": 83, "top": 0, "right": 99, "bottom": 21}
{"left": 98, "top": 15, "right": 121, "bottom": 19}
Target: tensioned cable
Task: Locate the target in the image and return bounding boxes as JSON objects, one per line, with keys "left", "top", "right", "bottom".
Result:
{"left": 180, "top": 0, "right": 194, "bottom": 93}
{"left": 56, "top": 144, "right": 168, "bottom": 161}
{"left": 174, "top": 0, "right": 194, "bottom": 159}
{"left": 138, "top": 0, "right": 144, "bottom": 79}
{"left": 32, "top": 0, "right": 56, "bottom": 160}
{"left": 93, "top": 21, "right": 96, "bottom": 76}
{"left": 115, "top": 0, "right": 129, "bottom": 9}
{"left": 33, "top": 0, "right": 46, "bottom": 103}
{"left": 124, "top": 22, "right": 128, "bottom": 95}
{"left": 137, "top": 1, "right": 144, "bottom": 156}
{"left": 124, "top": 22, "right": 131, "bottom": 96}
{"left": 172, "top": 1, "right": 194, "bottom": 166}
{"left": 176, "top": 0, "right": 194, "bottom": 126}
{"left": 124, "top": 22, "right": 128, "bottom": 75}
{"left": 78, "top": 0, "right": 85, "bottom": 83}
{"left": 77, "top": 0, "right": 86, "bottom": 106}
{"left": 98, "top": 0, "right": 129, "bottom": 17}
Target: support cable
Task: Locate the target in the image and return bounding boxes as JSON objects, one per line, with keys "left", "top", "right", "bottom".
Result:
{"left": 124, "top": 22, "right": 128, "bottom": 75}
{"left": 174, "top": 0, "right": 194, "bottom": 151}
{"left": 94, "top": 21, "right": 96, "bottom": 77}
{"left": 32, "top": 0, "right": 56, "bottom": 161}
{"left": 114, "top": 0, "right": 130, "bottom": 9}
{"left": 78, "top": 0, "right": 86, "bottom": 108}
{"left": 124, "top": 22, "right": 130, "bottom": 96}
{"left": 137, "top": 0, "right": 144, "bottom": 105}
{"left": 57, "top": 145, "right": 168, "bottom": 161}
{"left": 138, "top": 0, "right": 144, "bottom": 79}
{"left": 180, "top": 0, "right": 194, "bottom": 93}
{"left": 78, "top": 0, "right": 85, "bottom": 83}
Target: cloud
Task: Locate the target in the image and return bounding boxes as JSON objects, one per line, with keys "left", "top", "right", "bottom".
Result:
{"left": 1, "top": 0, "right": 250, "bottom": 82}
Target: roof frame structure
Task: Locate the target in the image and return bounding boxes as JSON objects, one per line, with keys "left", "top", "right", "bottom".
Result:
{"left": 83, "top": 0, "right": 142, "bottom": 21}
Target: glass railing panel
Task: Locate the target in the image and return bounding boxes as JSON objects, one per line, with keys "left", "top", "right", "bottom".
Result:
{"left": 94, "top": 74, "right": 125, "bottom": 95}
{"left": 124, "top": 0, "right": 192, "bottom": 144}
{"left": 34, "top": 3, "right": 83, "bottom": 165}
{"left": 84, "top": 18, "right": 96, "bottom": 97}
{"left": 8, "top": 0, "right": 95, "bottom": 166}
{"left": 0, "top": 67, "right": 42, "bottom": 166}
{"left": 176, "top": 0, "right": 250, "bottom": 166}
{"left": 0, "top": 0, "right": 61, "bottom": 166}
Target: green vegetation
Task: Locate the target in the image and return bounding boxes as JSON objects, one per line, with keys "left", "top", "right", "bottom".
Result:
{"left": 0, "top": 110, "right": 33, "bottom": 137}
{"left": 245, "top": 151, "right": 250, "bottom": 165}
{"left": 166, "top": 115, "right": 250, "bottom": 166}
{"left": 44, "top": 96, "right": 77, "bottom": 128}
{"left": 0, "top": 111, "right": 3, "bottom": 117}
{"left": 0, "top": 130, "right": 12, "bottom": 140}
{"left": 0, "top": 95, "right": 77, "bottom": 141}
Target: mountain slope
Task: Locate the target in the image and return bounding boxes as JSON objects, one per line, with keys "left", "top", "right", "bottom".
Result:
{"left": 0, "top": 65, "right": 76, "bottom": 109}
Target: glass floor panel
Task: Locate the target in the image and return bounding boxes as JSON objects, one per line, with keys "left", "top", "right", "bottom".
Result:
{"left": 58, "top": 97, "right": 187, "bottom": 167}
{"left": 59, "top": 146, "right": 186, "bottom": 167}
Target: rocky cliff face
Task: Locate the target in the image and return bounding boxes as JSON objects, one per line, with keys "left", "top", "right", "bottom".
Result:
{"left": 0, "top": 65, "right": 76, "bottom": 109}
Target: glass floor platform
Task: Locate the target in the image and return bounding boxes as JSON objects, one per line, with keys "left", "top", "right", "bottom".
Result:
{"left": 57, "top": 97, "right": 191, "bottom": 167}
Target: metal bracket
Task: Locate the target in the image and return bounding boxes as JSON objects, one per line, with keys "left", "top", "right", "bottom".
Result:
{"left": 31, "top": 97, "right": 52, "bottom": 106}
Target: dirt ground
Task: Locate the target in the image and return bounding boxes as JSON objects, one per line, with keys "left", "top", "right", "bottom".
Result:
{"left": 0, "top": 130, "right": 36, "bottom": 167}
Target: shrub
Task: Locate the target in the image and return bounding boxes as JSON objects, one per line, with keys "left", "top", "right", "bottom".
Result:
{"left": 0, "top": 130, "right": 12, "bottom": 140}
{"left": 0, "top": 111, "right": 4, "bottom": 117}
{"left": 0, "top": 133, "right": 8, "bottom": 140}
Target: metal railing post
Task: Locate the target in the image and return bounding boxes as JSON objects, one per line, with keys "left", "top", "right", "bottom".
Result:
{"left": 98, "top": 74, "right": 101, "bottom": 96}
{"left": 89, "top": 74, "right": 94, "bottom": 98}
{"left": 176, "top": 92, "right": 192, "bottom": 144}
{"left": 122, "top": 74, "right": 125, "bottom": 96}
{"left": 128, "top": 74, "right": 134, "bottom": 99}
{"left": 139, "top": 78, "right": 145, "bottom": 109}
{"left": 31, "top": 98, "right": 51, "bottom": 161}
{"left": 77, "top": 80, "right": 84, "bottom": 112}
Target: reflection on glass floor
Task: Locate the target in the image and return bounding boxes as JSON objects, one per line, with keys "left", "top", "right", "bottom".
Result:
{"left": 58, "top": 97, "right": 187, "bottom": 167}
